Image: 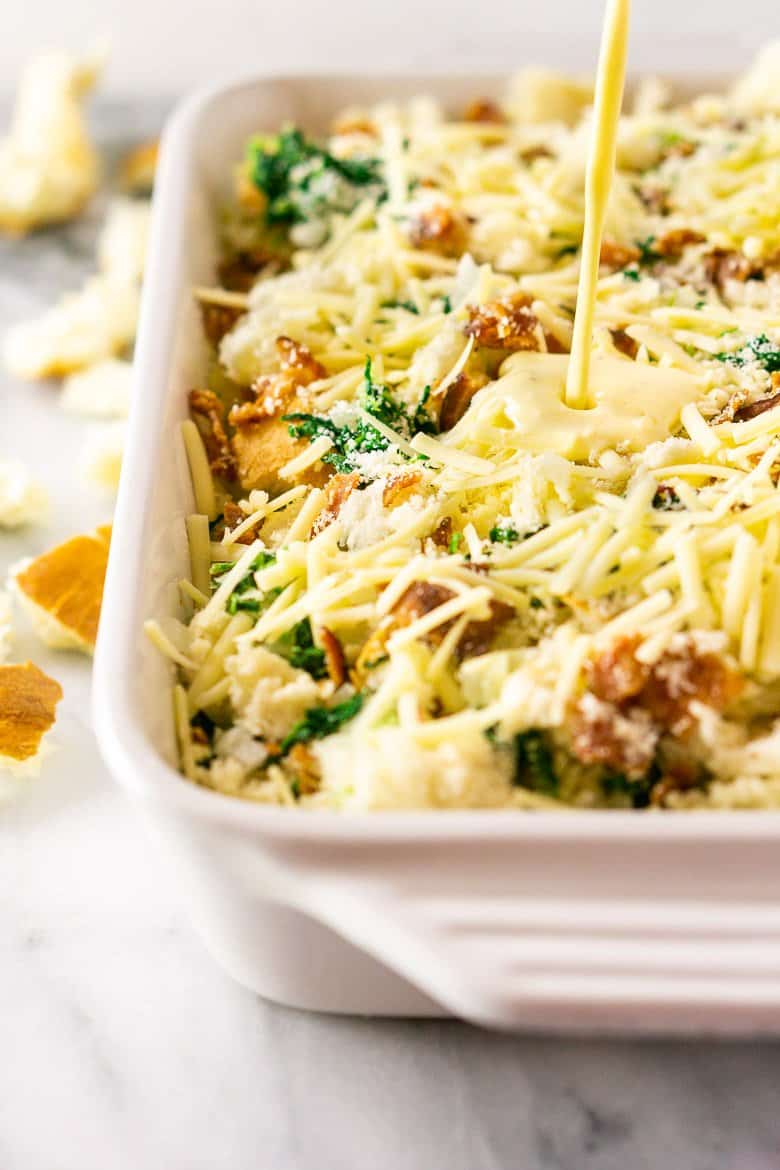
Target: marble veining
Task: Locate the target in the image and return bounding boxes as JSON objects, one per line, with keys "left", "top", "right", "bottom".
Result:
{"left": 1, "top": 102, "right": 780, "bottom": 1170}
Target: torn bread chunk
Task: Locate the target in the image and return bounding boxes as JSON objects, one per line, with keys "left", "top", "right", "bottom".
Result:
{"left": 3, "top": 276, "right": 139, "bottom": 380}
{"left": 231, "top": 405, "right": 331, "bottom": 494}
{"left": 62, "top": 358, "right": 132, "bottom": 418}
{"left": 0, "top": 49, "right": 102, "bottom": 235}
{"left": 97, "top": 198, "right": 151, "bottom": 285}
{"left": 229, "top": 338, "right": 332, "bottom": 493}
{"left": 12, "top": 525, "right": 111, "bottom": 655}
{"left": 0, "top": 460, "right": 48, "bottom": 527}
{"left": 0, "top": 662, "right": 63, "bottom": 775}
{"left": 82, "top": 422, "right": 126, "bottom": 489}
{"left": 3, "top": 196, "right": 149, "bottom": 381}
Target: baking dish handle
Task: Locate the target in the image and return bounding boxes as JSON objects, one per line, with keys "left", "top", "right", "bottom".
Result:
{"left": 261, "top": 849, "right": 780, "bottom": 1029}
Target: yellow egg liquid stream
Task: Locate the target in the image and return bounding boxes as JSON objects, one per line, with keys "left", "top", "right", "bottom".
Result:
{"left": 564, "top": 0, "right": 631, "bottom": 409}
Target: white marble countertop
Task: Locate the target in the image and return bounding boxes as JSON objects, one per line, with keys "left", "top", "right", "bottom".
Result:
{"left": 2, "top": 99, "right": 780, "bottom": 1170}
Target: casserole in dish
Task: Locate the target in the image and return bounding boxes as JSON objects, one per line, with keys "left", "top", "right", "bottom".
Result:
{"left": 94, "top": 71, "right": 780, "bottom": 1032}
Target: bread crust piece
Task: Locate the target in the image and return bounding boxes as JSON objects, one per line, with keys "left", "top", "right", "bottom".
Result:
{"left": 14, "top": 526, "right": 111, "bottom": 653}
{"left": 0, "top": 662, "right": 62, "bottom": 763}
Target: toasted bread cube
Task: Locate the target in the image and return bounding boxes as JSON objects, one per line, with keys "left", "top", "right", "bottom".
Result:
{"left": 231, "top": 403, "right": 330, "bottom": 494}
{"left": 13, "top": 525, "right": 111, "bottom": 655}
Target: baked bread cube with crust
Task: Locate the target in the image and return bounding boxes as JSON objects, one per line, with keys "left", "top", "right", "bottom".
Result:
{"left": 12, "top": 525, "right": 111, "bottom": 655}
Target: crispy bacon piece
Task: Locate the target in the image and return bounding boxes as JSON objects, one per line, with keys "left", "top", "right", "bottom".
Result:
{"left": 310, "top": 472, "right": 360, "bottom": 537}
{"left": 382, "top": 471, "right": 423, "bottom": 508}
{"left": 201, "top": 302, "right": 244, "bottom": 347}
{"left": 234, "top": 336, "right": 326, "bottom": 423}
{"left": 599, "top": 238, "right": 640, "bottom": 271}
{"left": 575, "top": 635, "right": 745, "bottom": 781}
{"left": 462, "top": 98, "right": 506, "bottom": 124}
{"left": 393, "top": 581, "right": 455, "bottom": 629}
{"left": 318, "top": 627, "right": 347, "bottom": 687}
{"left": 571, "top": 697, "right": 659, "bottom": 779}
{"left": 587, "top": 635, "right": 648, "bottom": 705}
{"left": 609, "top": 328, "right": 639, "bottom": 359}
{"left": 438, "top": 371, "right": 489, "bottom": 431}
{"left": 217, "top": 249, "right": 274, "bottom": 293}
{"left": 276, "top": 336, "right": 327, "bottom": 383}
{"left": 430, "top": 516, "right": 453, "bottom": 549}
{"left": 235, "top": 336, "right": 326, "bottom": 420}
{"left": 455, "top": 599, "right": 514, "bottom": 661}
{"left": 246, "top": 339, "right": 327, "bottom": 416}
{"left": 189, "top": 388, "right": 237, "bottom": 480}
{"left": 392, "top": 581, "right": 513, "bottom": 660}
{"left": 733, "top": 384, "right": 780, "bottom": 422}
{"left": 221, "top": 500, "right": 258, "bottom": 544}
{"left": 354, "top": 573, "right": 512, "bottom": 681}
{"left": 543, "top": 330, "right": 569, "bottom": 354}
{"left": 655, "top": 228, "right": 706, "bottom": 258}
{"left": 641, "top": 640, "right": 743, "bottom": 735}
{"left": 575, "top": 635, "right": 743, "bottom": 780}
{"left": 408, "top": 204, "right": 468, "bottom": 256}
{"left": 635, "top": 184, "right": 671, "bottom": 216}
{"left": 464, "top": 292, "right": 542, "bottom": 352}
{"left": 229, "top": 398, "right": 278, "bottom": 426}
{"left": 703, "top": 248, "right": 756, "bottom": 292}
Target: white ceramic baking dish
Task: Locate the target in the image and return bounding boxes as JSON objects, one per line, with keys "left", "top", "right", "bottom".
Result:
{"left": 94, "top": 73, "right": 780, "bottom": 1034}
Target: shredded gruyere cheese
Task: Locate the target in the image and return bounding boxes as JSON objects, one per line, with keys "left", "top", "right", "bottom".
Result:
{"left": 148, "top": 48, "right": 780, "bottom": 811}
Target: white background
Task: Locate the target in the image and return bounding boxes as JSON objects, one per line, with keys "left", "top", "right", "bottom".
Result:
{"left": 1, "top": 0, "right": 777, "bottom": 95}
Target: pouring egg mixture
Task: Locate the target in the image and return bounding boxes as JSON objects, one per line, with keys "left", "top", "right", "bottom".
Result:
{"left": 148, "top": 38, "right": 780, "bottom": 810}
